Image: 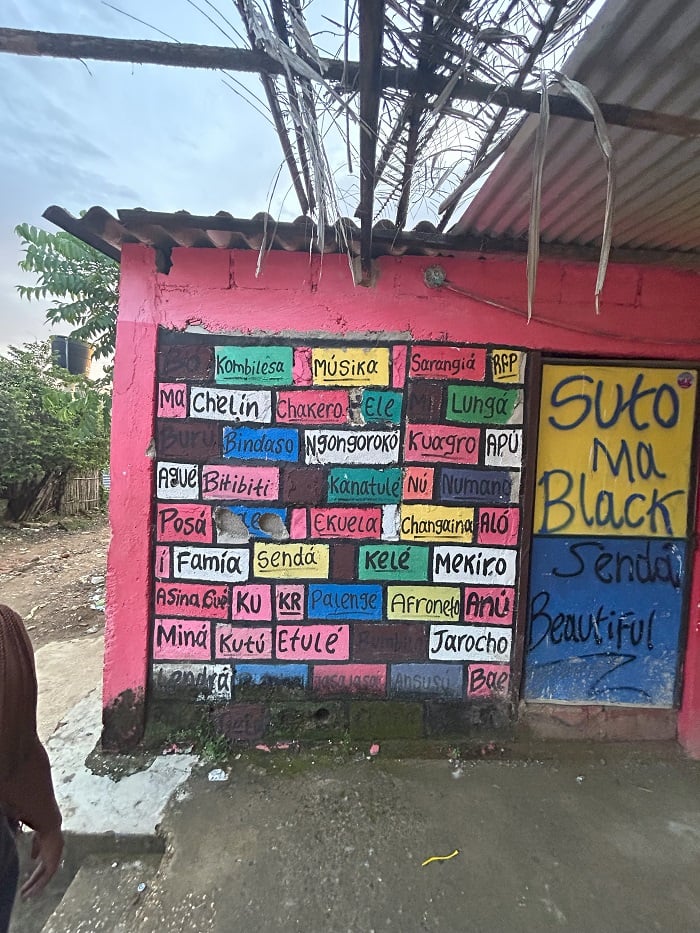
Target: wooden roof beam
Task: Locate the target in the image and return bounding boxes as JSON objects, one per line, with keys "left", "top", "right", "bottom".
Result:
{"left": 356, "top": 0, "right": 385, "bottom": 283}
{"left": 2, "top": 28, "right": 699, "bottom": 139}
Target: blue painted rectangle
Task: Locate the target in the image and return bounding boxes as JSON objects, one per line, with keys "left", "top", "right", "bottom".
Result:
{"left": 307, "top": 584, "right": 383, "bottom": 621}
{"left": 222, "top": 426, "right": 299, "bottom": 462}
{"left": 390, "top": 663, "right": 463, "bottom": 698}
{"left": 235, "top": 663, "right": 308, "bottom": 687}
{"left": 228, "top": 506, "right": 288, "bottom": 539}
{"left": 525, "top": 536, "right": 687, "bottom": 706}
{"left": 439, "top": 467, "right": 518, "bottom": 504}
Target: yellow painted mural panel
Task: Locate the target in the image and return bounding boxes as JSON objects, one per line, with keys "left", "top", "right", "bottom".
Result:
{"left": 312, "top": 347, "right": 390, "bottom": 386}
{"left": 492, "top": 348, "right": 525, "bottom": 383}
{"left": 400, "top": 504, "right": 475, "bottom": 541}
{"left": 253, "top": 542, "right": 330, "bottom": 578}
{"left": 534, "top": 365, "right": 697, "bottom": 537}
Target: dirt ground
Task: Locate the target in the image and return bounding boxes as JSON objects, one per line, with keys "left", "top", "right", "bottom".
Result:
{"left": 0, "top": 514, "right": 109, "bottom": 648}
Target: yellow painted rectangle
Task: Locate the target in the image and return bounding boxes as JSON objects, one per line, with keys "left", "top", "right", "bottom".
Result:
{"left": 387, "top": 585, "right": 461, "bottom": 621}
{"left": 312, "top": 347, "right": 390, "bottom": 386}
{"left": 400, "top": 504, "right": 474, "bottom": 542}
{"left": 534, "top": 365, "right": 697, "bottom": 537}
{"left": 492, "top": 348, "right": 525, "bottom": 383}
{"left": 253, "top": 542, "right": 330, "bottom": 578}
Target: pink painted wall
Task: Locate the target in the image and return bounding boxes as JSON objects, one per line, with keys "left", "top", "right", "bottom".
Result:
{"left": 104, "top": 244, "right": 700, "bottom": 749}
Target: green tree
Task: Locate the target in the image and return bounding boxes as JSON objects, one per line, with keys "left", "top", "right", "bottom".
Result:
{"left": 0, "top": 342, "right": 110, "bottom": 520}
{"left": 15, "top": 223, "right": 119, "bottom": 362}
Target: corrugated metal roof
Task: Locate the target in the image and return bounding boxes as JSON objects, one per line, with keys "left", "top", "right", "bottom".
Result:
{"left": 44, "top": 205, "right": 700, "bottom": 269}
{"left": 452, "top": 0, "right": 700, "bottom": 255}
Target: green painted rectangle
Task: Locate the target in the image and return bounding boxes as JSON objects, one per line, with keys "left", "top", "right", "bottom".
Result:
{"left": 358, "top": 544, "right": 430, "bottom": 581}
{"left": 215, "top": 346, "right": 293, "bottom": 385}
{"left": 446, "top": 385, "right": 521, "bottom": 424}
{"left": 361, "top": 390, "right": 403, "bottom": 424}
{"left": 327, "top": 468, "right": 402, "bottom": 504}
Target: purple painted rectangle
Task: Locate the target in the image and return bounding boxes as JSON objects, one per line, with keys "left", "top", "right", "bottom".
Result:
{"left": 353, "top": 623, "right": 428, "bottom": 661}
{"left": 158, "top": 344, "right": 213, "bottom": 381}
{"left": 313, "top": 664, "right": 387, "bottom": 696}
{"left": 276, "top": 624, "right": 350, "bottom": 660}
{"left": 215, "top": 625, "right": 273, "bottom": 660}
{"left": 152, "top": 618, "right": 211, "bottom": 660}
{"left": 276, "top": 390, "right": 349, "bottom": 424}
{"left": 157, "top": 420, "right": 220, "bottom": 460}
{"left": 201, "top": 465, "right": 279, "bottom": 501}
{"left": 154, "top": 583, "right": 230, "bottom": 618}
{"left": 390, "top": 663, "right": 463, "bottom": 698}
{"left": 404, "top": 424, "right": 480, "bottom": 464}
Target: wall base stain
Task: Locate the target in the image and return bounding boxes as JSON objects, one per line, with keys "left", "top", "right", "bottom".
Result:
{"left": 102, "top": 688, "right": 146, "bottom": 752}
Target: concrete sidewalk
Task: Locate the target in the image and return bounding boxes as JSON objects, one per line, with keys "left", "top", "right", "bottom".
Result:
{"left": 103, "top": 742, "right": 700, "bottom": 933}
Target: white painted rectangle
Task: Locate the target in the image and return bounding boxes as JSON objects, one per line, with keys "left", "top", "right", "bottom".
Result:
{"left": 156, "top": 462, "right": 200, "bottom": 499}
{"left": 304, "top": 430, "right": 401, "bottom": 465}
{"left": 429, "top": 625, "right": 512, "bottom": 662}
{"left": 172, "top": 546, "right": 250, "bottom": 582}
{"left": 432, "top": 546, "right": 517, "bottom": 585}
{"left": 151, "top": 662, "right": 233, "bottom": 701}
{"left": 484, "top": 429, "right": 523, "bottom": 467}
{"left": 188, "top": 387, "right": 272, "bottom": 422}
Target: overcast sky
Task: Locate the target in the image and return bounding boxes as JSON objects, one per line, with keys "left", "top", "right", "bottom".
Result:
{"left": 0, "top": 0, "right": 330, "bottom": 350}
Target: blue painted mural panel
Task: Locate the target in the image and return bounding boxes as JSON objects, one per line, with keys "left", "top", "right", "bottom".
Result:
{"left": 525, "top": 536, "right": 687, "bottom": 706}
{"left": 222, "top": 426, "right": 299, "bottom": 461}
{"left": 235, "top": 663, "right": 308, "bottom": 687}
{"left": 307, "top": 584, "right": 383, "bottom": 621}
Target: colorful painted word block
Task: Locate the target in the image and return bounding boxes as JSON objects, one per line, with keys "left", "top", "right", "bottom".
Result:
{"left": 253, "top": 543, "right": 330, "bottom": 579}
{"left": 358, "top": 544, "right": 430, "bottom": 581}
{"left": 215, "top": 346, "right": 293, "bottom": 385}
{"left": 151, "top": 337, "right": 529, "bottom": 716}
{"left": 399, "top": 505, "right": 474, "bottom": 542}
{"left": 312, "top": 347, "right": 390, "bottom": 386}
{"left": 327, "top": 468, "right": 402, "bottom": 503}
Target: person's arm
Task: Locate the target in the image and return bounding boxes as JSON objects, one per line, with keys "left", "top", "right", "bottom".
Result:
{"left": 0, "top": 605, "right": 64, "bottom": 897}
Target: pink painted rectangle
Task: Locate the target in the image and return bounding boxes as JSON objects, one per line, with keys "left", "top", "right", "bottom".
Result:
{"left": 476, "top": 508, "right": 520, "bottom": 545}
{"left": 309, "top": 507, "right": 382, "bottom": 539}
{"left": 293, "top": 347, "right": 313, "bottom": 385}
{"left": 290, "top": 509, "right": 308, "bottom": 539}
{"left": 409, "top": 346, "right": 486, "bottom": 381}
{"left": 154, "top": 546, "right": 170, "bottom": 579}
{"left": 463, "top": 587, "right": 515, "bottom": 626}
{"left": 201, "top": 465, "right": 279, "bottom": 501}
{"left": 275, "top": 390, "right": 349, "bottom": 424}
{"left": 467, "top": 663, "right": 511, "bottom": 698}
{"left": 275, "top": 585, "right": 305, "bottom": 621}
{"left": 231, "top": 584, "right": 272, "bottom": 621}
{"left": 392, "top": 345, "right": 408, "bottom": 388}
{"left": 402, "top": 467, "right": 434, "bottom": 500}
{"left": 276, "top": 624, "right": 350, "bottom": 660}
{"left": 156, "top": 504, "right": 213, "bottom": 543}
{"left": 154, "top": 583, "right": 230, "bottom": 619}
{"left": 404, "top": 424, "right": 480, "bottom": 464}
{"left": 157, "top": 383, "right": 187, "bottom": 417}
{"left": 313, "top": 664, "right": 387, "bottom": 696}
{"left": 215, "top": 625, "right": 273, "bottom": 660}
{"left": 152, "top": 618, "right": 211, "bottom": 660}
